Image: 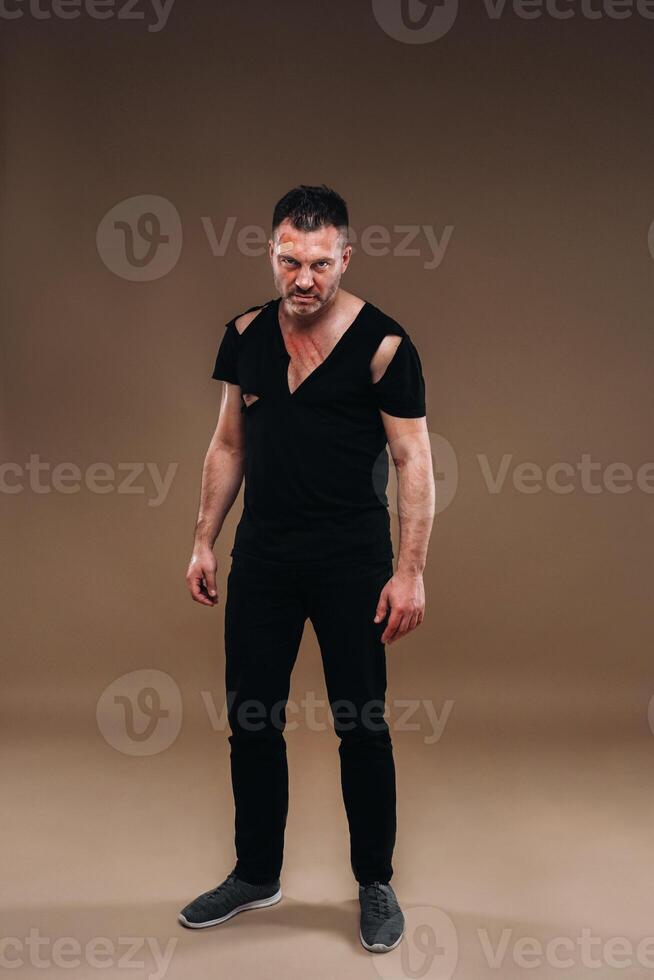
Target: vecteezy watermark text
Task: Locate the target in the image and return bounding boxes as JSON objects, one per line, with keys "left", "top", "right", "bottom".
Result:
{"left": 0, "top": 455, "right": 177, "bottom": 507}
{"left": 96, "top": 196, "right": 454, "bottom": 280}
{"left": 202, "top": 217, "right": 454, "bottom": 270}
{"left": 477, "top": 926, "right": 654, "bottom": 971}
{"left": 0, "top": 930, "right": 177, "bottom": 980}
{"left": 0, "top": 0, "right": 175, "bottom": 31}
{"left": 202, "top": 689, "right": 455, "bottom": 745}
{"left": 478, "top": 452, "right": 654, "bottom": 494}
{"left": 96, "top": 670, "right": 454, "bottom": 756}
{"left": 372, "top": 0, "right": 654, "bottom": 45}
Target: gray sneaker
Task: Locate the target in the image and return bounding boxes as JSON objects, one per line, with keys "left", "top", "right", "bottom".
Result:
{"left": 178, "top": 869, "right": 282, "bottom": 928}
{"left": 359, "top": 881, "right": 405, "bottom": 952}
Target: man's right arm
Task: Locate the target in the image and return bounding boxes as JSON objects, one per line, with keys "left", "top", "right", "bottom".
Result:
{"left": 186, "top": 381, "right": 245, "bottom": 606}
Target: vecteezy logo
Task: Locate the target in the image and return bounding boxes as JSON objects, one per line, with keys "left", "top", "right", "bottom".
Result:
{"left": 96, "top": 669, "right": 183, "bottom": 755}
{"left": 374, "top": 431, "right": 459, "bottom": 516}
{"left": 96, "top": 195, "right": 182, "bottom": 281}
{"left": 372, "top": 0, "right": 458, "bottom": 43}
{"left": 370, "top": 904, "right": 459, "bottom": 980}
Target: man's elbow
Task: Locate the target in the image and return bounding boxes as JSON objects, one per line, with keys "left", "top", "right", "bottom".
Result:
{"left": 390, "top": 444, "right": 432, "bottom": 471}
{"left": 208, "top": 436, "right": 245, "bottom": 460}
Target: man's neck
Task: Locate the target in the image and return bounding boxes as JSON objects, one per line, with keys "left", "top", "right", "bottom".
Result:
{"left": 280, "top": 289, "right": 353, "bottom": 334}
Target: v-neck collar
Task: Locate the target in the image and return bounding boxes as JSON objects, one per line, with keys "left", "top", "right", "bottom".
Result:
{"left": 273, "top": 296, "right": 369, "bottom": 398}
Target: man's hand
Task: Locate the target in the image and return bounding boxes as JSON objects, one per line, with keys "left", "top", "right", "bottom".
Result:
{"left": 374, "top": 570, "right": 425, "bottom": 644}
{"left": 186, "top": 545, "right": 218, "bottom": 607}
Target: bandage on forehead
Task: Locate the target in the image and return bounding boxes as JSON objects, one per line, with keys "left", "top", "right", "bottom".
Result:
{"left": 277, "top": 241, "right": 295, "bottom": 254}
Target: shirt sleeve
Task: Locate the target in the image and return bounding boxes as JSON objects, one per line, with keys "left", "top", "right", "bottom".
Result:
{"left": 371, "top": 334, "right": 426, "bottom": 418}
{"left": 211, "top": 319, "right": 239, "bottom": 384}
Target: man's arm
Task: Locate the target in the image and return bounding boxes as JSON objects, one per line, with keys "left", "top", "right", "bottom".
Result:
{"left": 384, "top": 413, "right": 434, "bottom": 577}
{"left": 374, "top": 413, "right": 435, "bottom": 643}
{"left": 370, "top": 333, "right": 435, "bottom": 643}
{"left": 186, "top": 381, "right": 245, "bottom": 607}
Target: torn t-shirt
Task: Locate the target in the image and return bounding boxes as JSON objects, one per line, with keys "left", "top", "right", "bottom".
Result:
{"left": 211, "top": 296, "right": 427, "bottom": 565}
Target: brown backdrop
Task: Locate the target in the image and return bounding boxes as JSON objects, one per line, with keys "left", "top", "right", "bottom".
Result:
{"left": 2, "top": 3, "right": 654, "bottom": 978}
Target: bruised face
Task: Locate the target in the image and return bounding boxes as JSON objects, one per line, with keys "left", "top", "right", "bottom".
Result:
{"left": 269, "top": 218, "right": 352, "bottom": 318}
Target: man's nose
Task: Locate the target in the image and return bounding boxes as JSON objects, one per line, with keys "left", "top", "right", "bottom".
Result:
{"left": 295, "top": 269, "right": 314, "bottom": 289}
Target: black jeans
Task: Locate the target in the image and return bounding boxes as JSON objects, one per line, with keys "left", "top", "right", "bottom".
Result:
{"left": 223, "top": 551, "right": 397, "bottom": 887}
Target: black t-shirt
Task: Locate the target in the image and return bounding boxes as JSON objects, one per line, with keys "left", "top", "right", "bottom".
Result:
{"left": 211, "top": 296, "right": 426, "bottom": 566}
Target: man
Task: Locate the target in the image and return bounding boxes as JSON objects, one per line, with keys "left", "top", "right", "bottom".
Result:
{"left": 179, "top": 185, "right": 435, "bottom": 953}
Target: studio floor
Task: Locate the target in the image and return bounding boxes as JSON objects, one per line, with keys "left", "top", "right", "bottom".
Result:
{"left": 5, "top": 704, "right": 654, "bottom": 980}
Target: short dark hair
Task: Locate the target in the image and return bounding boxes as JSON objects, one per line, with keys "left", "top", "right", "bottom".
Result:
{"left": 272, "top": 184, "right": 349, "bottom": 242}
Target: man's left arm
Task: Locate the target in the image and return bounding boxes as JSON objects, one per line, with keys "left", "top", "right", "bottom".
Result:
{"left": 375, "top": 412, "right": 435, "bottom": 644}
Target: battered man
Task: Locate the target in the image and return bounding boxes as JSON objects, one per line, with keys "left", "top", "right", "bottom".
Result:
{"left": 179, "top": 185, "right": 435, "bottom": 953}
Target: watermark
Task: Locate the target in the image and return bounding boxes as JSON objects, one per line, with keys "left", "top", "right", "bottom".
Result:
{"left": 369, "top": 910, "right": 654, "bottom": 978}
{"left": 372, "top": 0, "right": 460, "bottom": 44}
{"left": 377, "top": 431, "right": 458, "bottom": 517}
{"left": 203, "top": 217, "right": 454, "bottom": 270}
{"left": 477, "top": 925, "right": 654, "bottom": 970}
{"left": 202, "top": 690, "right": 455, "bottom": 745}
{"left": 97, "top": 195, "right": 182, "bottom": 281}
{"left": 370, "top": 904, "right": 459, "bottom": 979}
{"left": 97, "top": 195, "right": 454, "bottom": 281}
{"left": 96, "top": 670, "right": 454, "bottom": 756}
{"left": 478, "top": 452, "right": 654, "bottom": 495}
{"left": 379, "top": 440, "right": 654, "bottom": 519}
{"left": 0, "top": 0, "right": 176, "bottom": 31}
{"left": 0, "top": 930, "right": 177, "bottom": 980}
{"left": 378, "top": 437, "right": 654, "bottom": 528}
{"left": 97, "top": 669, "right": 183, "bottom": 756}
{"left": 372, "top": 0, "right": 654, "bottom": 43}
{"left": 0, "top": 455, "right": 178, "bottom": 507}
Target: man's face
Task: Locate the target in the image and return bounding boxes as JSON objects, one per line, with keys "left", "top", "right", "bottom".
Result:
{"left": 269, "top": 218, "right": 352, "bottom": 317}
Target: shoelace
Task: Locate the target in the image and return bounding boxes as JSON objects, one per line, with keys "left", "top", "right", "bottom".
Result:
{"left": 209, "top": 872, "right": 238, "bottom": 897}
{"left": 363, "top": 882, "right": 392, "bottom": 917}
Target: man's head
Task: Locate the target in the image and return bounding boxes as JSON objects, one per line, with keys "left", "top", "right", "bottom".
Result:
{"left": 269, "top": 184, "right": 352, "bottom": 317}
